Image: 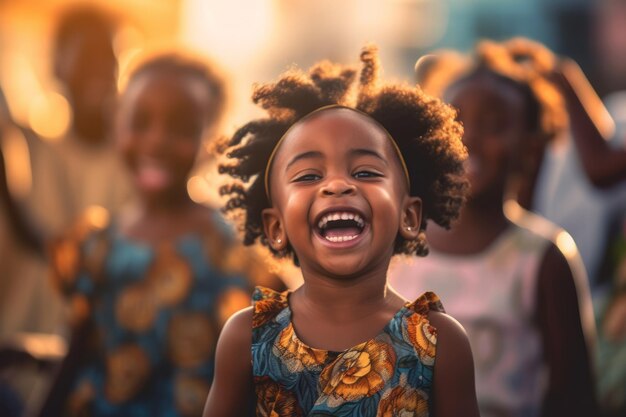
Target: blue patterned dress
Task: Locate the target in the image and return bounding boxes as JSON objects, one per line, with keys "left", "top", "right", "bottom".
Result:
{"left": 251, "top": 286, "right": 444, "bottom": 417}
{"left": 51, "top": 209, "right": 273, "bottom": 417}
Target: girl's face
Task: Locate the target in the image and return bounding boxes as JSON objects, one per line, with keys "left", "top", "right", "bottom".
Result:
{"left": 57, "top": 30, "right": 117, "bottom": 141}
{"left": 445, "top": 74, "right": 528, "bottom": 200}
{"left": 116, "top": 71, "right": 211, "bottom": 202}
{"left": 263, "top": 109, "right": 420, "bottom": 280}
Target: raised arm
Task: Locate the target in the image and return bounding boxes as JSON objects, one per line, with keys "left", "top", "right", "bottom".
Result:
{"left": 0, "top": 129, "right": 45, "bottom": 255}
{"left": 536, "top": 243, "right": 597, "bottom": 417}
{"left": 429, "top": 311, "right": 480, "bottom": 417}
{"left": 551, "top": 59, "right": 626, "bottom": 188}
{"left": 203, "top": 307, "right": 255, "bottom": 417}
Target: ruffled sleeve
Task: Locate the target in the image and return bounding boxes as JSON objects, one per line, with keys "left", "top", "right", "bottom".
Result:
{"left": 406, "top": 291, "right": 445, "bottom": 316}
{"left": 252, "top": 286, "right": 289, "bottom": 329}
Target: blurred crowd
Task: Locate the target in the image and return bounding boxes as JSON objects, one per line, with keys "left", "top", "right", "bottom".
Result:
{"left": 0, "top": 1, "right": 625, "bottom": 417}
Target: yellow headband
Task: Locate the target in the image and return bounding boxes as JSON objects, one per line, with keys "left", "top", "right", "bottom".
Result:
{"left": 263, "top": 104, "right": 411, "bottom": 201}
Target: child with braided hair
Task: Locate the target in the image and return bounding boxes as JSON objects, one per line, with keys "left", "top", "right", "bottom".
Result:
{"left": 203, "top": 46, "right": 478, "bottom": 417}
{"left": 390, "top": 38, "right": 597, "bottom": 417}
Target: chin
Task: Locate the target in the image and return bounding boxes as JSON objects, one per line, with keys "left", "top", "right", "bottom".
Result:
{"left": 319, "top": 258, "right": 373, "bottom": 281}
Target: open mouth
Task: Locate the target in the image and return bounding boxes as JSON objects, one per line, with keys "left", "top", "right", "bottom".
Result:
{"left": 316, "top": 211, "right": 366, "bottom": 243}
{"left": 135, "top": 158, "right": 172, "bottom": 190}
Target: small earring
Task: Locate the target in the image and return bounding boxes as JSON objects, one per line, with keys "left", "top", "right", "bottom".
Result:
{"left": 276, "top": 238, "right": 282, "bottom": 244}
{"left": 406, "top": 226, "right": 412, "bottom": 231}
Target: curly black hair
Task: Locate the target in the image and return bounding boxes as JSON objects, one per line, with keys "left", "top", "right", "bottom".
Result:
{"left": 219, "top": 45, "right": 468, "bottom": 263}
{"left": 419, "top": 38, "right": 567, "bottom": 142}
{"left": 125, "top": 52, "right": 227, "bottom": 128}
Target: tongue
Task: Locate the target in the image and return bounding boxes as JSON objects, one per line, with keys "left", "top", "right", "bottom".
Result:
{"left": 325, "top": 227, "right": 361, "bottom": 238}
{"left": 137, "top": 166, "right": 171, "bottom": 190}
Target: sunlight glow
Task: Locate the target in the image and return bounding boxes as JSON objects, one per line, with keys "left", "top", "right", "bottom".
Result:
{"left": 180, "top": 0, "right": 274, "bottom": 67}
{"left": 28, "top": 90, "right": 70, "bottom": 141}
{"left": 555, "top": 230, "right": 579, "bottom": 261}
{"left": 0, "top": 125, "right": 32, "bottom": 199}
{"left": 187, "top": 175, "right": 211, "bottom": 204}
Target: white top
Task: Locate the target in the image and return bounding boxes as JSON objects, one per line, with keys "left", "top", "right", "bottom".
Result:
{"left": 534, "top": 94, "right": 626, "bottom": 288}
{"left": 389, "top": 222, "right": 552, "bottom": 417}
{"left": 533, "top": 137, "right": 626, "bottom": 288}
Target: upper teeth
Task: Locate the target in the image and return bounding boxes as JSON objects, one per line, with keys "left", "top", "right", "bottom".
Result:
{"left": 317, "top": 212, "right": 365, "bottom": 229}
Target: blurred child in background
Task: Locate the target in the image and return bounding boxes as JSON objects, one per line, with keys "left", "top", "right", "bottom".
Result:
{"left": 45, "top": 52, "right": 282, "bottom": 417}
{"left": 48, "top": 6, "right": 133, "bottom": 228}
{"left": 390, "top": 38, "right": 597, "bottom": 417}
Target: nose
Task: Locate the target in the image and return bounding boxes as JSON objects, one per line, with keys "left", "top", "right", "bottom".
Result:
{"left": 320, "top": 175, "right": 356, "bottom": 197}
{"left": 143, "top": 123, "right": 169, "bottom": 155}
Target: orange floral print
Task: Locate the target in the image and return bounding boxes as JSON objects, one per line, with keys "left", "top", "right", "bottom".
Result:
{"left": 147, "top": 244, "right": 192, "bottom": 307}
{"left": 377, "top": 385, "right": 429, "bottom": 416}
{"left": 405, "top": 314, "right": 437, "bottom": 366}
{"left": 255, "top": 376, "right": 303, "bottom": 417}
{"left": 320, "top": 339, "right": 396, "bottom": 405}
{"left": 168, "top": 312, "right": 215, "bottom": 368}
{"left": 273, "top": 325, "right": 328, "bottom": 372}
{"left": 253, "top": 290, "right": 288, "bottom": 328}
{"left": 104, "top": 344, "right": 151, "bottom": 404}
{"left": 174, "top": 375, "right": 211, "bottom": 417}
{"left": 115, "top": 283, "right": 158, "bottom": 332}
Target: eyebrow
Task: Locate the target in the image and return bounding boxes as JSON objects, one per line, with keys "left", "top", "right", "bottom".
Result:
{"left": 350, "top": 148, "right": 388, "bottom": 165}
{"left": 285, "top": 148, "right": 389, "bottom": 170}
{"left": 286, "top": 151, "right": 324, "bottom": 170}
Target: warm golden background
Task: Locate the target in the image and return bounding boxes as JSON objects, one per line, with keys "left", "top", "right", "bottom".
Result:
{"left": 3, "top": 0, "right": 622, "bottom": 205}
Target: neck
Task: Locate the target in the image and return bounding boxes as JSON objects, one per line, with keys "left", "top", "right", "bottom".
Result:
{"left": 296, "top": 261, "right": 394, "bottom": 317}
{"left": 73, "top": 118, "right": 108, "bottom": 144}
{"left": 509, "top": 171, "right": 539, "bottom": 211}
{"left": 428, "top": 188, "right": 508, "bottom": 254}
{"left": 507, "top": 147, "right": 545, "bottom": 210}
{"left": 462, "top": 190, "right": 507, "bottom": 227}
{"left": 138, "top": 191, "right": 196, "bottom": 216}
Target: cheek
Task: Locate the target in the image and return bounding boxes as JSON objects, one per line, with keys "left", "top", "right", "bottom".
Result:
{"left": 172, "top": 140, "right": 200, "bottom": 168}
{"left": 115, "top": 132, "right": 137, "bottom": 164}
{"left": 371, "top": 187, "right": 402, "bottom": 225}
{"left": 284, "top": 191, "right": 309, "bottom": 221}
{"left": 277, "top": 189, "right": 313, "bottom": 238}
{"left": 482, "top": 134, "right": 513, "bottom": 163}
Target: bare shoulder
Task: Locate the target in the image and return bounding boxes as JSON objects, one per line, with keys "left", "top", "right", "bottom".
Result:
{"left": 427, "top": 310, "right": 473, "bottom": 377}
{"left": 427, "top": 310, "right": 480, "bottom": 417}
{"left": 536, "top": 242, "right": 598, "bottom": 415}
{"left": 539, "top": 241, "right": 574, "bottom": 283}
{"left": 203, "top": 306, "right": 254, "bottom": 417}
{"left": 219, "top": 306, "right": 253, "bottom": 349}
{"left": 536, "top": 240, "right": 590, "bottom": 321}
{"left": 427, "top": 310, "right": 468, "bottom": 342}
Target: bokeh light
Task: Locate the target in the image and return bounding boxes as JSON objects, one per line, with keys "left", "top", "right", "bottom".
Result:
{"left": 28, "top": 90, "right": 71, "bottom": 141}
{"left": 0, "top": 125, "right": 32, "bottom": 199}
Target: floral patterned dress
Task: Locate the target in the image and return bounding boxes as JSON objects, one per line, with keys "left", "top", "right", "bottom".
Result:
{"left": 50, "top": 207, "right": 278, "bottom": 417}
{"left": 251, "top": 286, "right": 443, "bottom": 417}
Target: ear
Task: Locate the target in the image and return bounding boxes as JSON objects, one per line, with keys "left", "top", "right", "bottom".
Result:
{"left": 262, "top": 207, "right": 288, "bottom": 251}
{"left": 398, "top": 196, "right": 422, "bottom": 241}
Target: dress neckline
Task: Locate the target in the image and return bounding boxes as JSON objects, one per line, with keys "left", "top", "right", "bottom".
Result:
{"left": 282, "top": 291, "right": 412, "bottom": 355}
